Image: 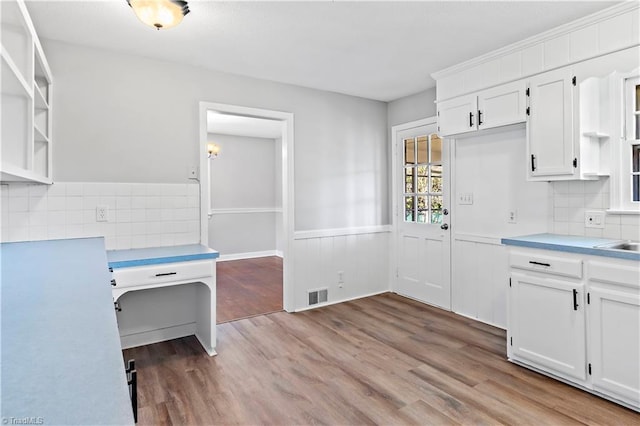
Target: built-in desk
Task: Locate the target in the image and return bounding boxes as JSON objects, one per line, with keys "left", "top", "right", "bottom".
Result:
{"left": 107, "top": 245, "right": 219, "bottom": 356}
{"left": 1, "top": 238, "right": 134, "bottom": 425}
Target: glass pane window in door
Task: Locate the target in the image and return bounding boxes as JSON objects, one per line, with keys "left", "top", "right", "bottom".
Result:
{"left": 405, "top": 196, "right": 415, "bottom": 222}
{"left": 430, "top": 195, "right": 443, "bottom": 224}
{"left": 417, "top": 136, "right": 428, "bottom": 164}
{"left": 430, "top": 175, "right": 442, "bottom": 193}
{"left": 417, "top": 196, "right": 428, "bottom": 223}
{"left": 430, "top": 134, "right": 442, "bottom": 163}
{"left": 417, "top": 165, "right": 428, "bottom": 193}
{"left": 404, "top": 138, "right": 415, "bottom": 165}
{"left": 405, "top": 167, "right": 414, "bottom": 193}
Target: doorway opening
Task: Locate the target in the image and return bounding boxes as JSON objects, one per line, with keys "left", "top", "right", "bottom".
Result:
{"left": 198, "top": 102, "right": 294, "bottom": 320}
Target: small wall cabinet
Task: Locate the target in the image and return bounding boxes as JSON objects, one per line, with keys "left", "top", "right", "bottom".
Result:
{"left": 525, "top": 47, "right": 639, "bottom": 181}
{"left": 438, "top": 81, "right": 526, "bottom": 137}
{"left": 526, "top": 68, "right": 576, "bottom": 179}
{"left": 1, "top": 0, "right": 53, "bottom": 184}
{"left": 507, "top": 247, "right": 640, "bottom": 411}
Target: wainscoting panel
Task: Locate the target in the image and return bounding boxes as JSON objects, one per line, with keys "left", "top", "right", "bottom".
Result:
{"left": 452, "top": 234, "right": 508, "bottom": 328}
{"left": 292, "top": 227, "right": 390, "bottom": 311}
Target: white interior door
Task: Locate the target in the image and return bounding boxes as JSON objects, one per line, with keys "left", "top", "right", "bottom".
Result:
{"left": 395, "top": 121, "right": 451, "bottom": 309}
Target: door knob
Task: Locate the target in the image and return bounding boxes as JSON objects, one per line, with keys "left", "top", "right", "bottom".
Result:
{"left": 441, "top": 223, "right": 449, "bottom": 230}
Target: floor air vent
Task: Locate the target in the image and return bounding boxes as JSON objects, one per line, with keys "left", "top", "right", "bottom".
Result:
{"left": 308, "top": 288, "right": 328, "bottom": 306}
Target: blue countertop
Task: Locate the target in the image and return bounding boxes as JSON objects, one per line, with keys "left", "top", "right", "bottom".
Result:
{"left": 1, "top": 238, "right": 134, "bottom": 425}
{"left": 107, "top": 244, "right": 219, "bottom": 269}
{"left": 501, "top": 233, "right": 640, "bottom": 261}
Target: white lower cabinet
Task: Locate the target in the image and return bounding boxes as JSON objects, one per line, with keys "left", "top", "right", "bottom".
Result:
{"left": 588, "top": 260, "right": 640, "bottom": 408}
{"left": 507, "top": 247, "right": 640, "bottom": 411}
{"left": 510, "top": 272, "right": 586, "bottom": 382}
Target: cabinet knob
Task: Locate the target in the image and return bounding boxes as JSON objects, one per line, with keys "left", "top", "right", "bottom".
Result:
{"left": 441, "top": 223, "right": 449, "bottom": 230}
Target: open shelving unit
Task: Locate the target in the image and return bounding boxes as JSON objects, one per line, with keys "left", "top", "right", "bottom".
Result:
{"left": 1, "top": 0, "right": 53, "bottom": 184}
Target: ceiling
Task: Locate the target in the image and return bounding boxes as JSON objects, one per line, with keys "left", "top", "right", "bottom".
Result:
{"left": 26, "top": 1, "right": 619, "bottom": 102}
{"left": 207, "top": 111, "right": 282, "bottom": 139}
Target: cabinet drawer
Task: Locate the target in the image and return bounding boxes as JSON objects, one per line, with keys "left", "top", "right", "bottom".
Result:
{"left": 510, "top": 250, "right": 582, "bottom": 279}
{"left": 112, "top": 260, "right": 213, "bottom": 289}
{"left": 589, "top": 260, "right": 640, "bottom": 289}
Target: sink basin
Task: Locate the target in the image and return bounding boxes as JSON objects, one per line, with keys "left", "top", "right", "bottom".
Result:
{"left": 595, "top": 241, "right": 640, "bottom": 252}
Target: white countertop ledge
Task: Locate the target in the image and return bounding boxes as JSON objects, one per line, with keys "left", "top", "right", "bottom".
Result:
{"left": 501, "top": 233, "right": 640, "bottom": 261}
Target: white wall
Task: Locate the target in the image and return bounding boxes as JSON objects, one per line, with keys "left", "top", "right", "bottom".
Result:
{"left": 387, "top": 87, "right": 437, "bottom": 127}
{"left": 451, "top": 126, "right": 551, "bottom": 327}
{"left": 551, "top": 179, "right": 640, "bottom": 240}
{"left": 44, "top": 40, "right": 388, "bottom": 232}
{"left": 207, "top": 133, "right": 280, "bottom": 257}
{"left": 0, "top": 182, "right": 199, "bottom": 249}
{"left": 36, "top": 39, "right": 391, "bottom": 317}
{"left": 275, "top": 137, "right": 284, "bottom": 255}
{"left": 293, "top": 230, "right": 389, "bottom": 309}
{"left": 453, "top": 127, "right": 551, "bottom": 238}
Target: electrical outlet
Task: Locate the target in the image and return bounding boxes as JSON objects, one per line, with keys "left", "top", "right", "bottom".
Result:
{"left": 96, "top": 205, "right": 108, "bottom": 222}
{"left": 458, "top": 193, "right": 473, "bottom": 205}
{"left": 337, "top": 271, "right": 344, "bottom": 288}
{"left": 585, "top": 210, "right": 605, "bottom": 229}
{"left": 508, "top": 210, "right": 517, "bottom": 223}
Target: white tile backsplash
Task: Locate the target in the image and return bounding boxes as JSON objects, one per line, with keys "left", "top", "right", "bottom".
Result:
{"left": 551, "top": 177, "right": 639, "bottom": 240}
{"left": 0, "top": 182, "right": 201, "bottom": 250}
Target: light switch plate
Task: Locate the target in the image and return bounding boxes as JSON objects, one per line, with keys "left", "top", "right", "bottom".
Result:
{"left": 458, "top": 193, "right": 473, "bottom": 205}
{"left": 187, "top": 166, "right": 198, "bottom": 180}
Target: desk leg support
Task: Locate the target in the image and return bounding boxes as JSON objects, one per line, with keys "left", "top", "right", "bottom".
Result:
{"left": 195, "top": 263, "right": 217, "bottom": 356}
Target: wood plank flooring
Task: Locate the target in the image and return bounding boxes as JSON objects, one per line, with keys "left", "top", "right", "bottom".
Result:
{"left": 216, "top": 256, "right": 283, "bottom": 324}
{"left": 123, "top": 293, "right": 639, "bottom": 425}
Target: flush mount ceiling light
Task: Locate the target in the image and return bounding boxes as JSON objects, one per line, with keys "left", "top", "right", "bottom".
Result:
{"left": 127, "top": 0, "right": 190, "bottom": 30}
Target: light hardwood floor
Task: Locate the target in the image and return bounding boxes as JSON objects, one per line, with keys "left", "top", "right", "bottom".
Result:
{"left": 216, "top": 256, "right": 283, "bottom": 324}
{"left": 123, "top": 293, "right": 639, "bottom": 425}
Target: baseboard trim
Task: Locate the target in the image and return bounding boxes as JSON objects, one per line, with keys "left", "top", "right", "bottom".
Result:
{"left": 120, "top": 322, "right": 196, "bottom": 349}
{"left": 218, "top": 250, "right": 280, "bottom": 262}
{"left": 294, "top": 290, "right": 390, "bottom": 313}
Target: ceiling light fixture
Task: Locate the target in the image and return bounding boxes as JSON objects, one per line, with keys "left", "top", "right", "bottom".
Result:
{"left": 127, "top": 0, "right": 190, "bottom": 30}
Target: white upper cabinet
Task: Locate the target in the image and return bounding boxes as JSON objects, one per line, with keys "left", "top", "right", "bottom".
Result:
{"left": 1, "top": 0, "right": 53, "bottom": 184}
{"left": 437, "top": 81, "right": 526, "bottom": 137}
{"left": 527, "top": 67, "right": 575, "bottom": 179}
{"left": 477, "top": 81, "right": 527, "bottom": 130}
{"left": 437, "top": 94, "right": 477, "bottom": 137}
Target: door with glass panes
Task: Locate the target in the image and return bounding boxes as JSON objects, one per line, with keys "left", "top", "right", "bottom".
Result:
{"left": 396, "top": 121, "right": 451, "bottom": 309}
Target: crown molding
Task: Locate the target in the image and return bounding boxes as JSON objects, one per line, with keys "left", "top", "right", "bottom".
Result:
{"left": 431, "top": 2, "right": 639, "bottom": 80}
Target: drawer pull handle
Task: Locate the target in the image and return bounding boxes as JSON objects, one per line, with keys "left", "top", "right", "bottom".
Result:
{"left": 155, "top": 272, "right": 177, "bottom": 277}
{"left": 529, "top": 261, "right": 551, "bottom": 267}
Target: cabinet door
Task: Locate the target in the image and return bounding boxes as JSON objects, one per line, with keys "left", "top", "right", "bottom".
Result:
{"left": 589, "top": 287, "right": 640, "bottom": 405}
{"left": 437, "top": 94, "right": 477, "bottom": 137}
{"left": 510, "top": 272, "right": 586, "bottom": 381}
{"left": 477, "top": 81, "right": 526, "bottom": 130}
{"left": 527, "top": 67, "right": 575, "bottom": 177}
